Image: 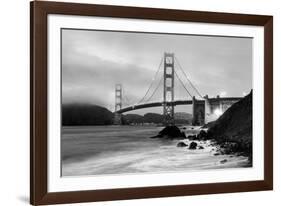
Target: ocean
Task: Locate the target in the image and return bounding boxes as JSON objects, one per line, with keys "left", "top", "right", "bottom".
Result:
{"left": 61, "top": 125, "right": 250, "bottom": 176}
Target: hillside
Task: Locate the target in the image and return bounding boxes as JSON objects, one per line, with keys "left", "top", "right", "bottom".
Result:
{"left": 62, "top": 104, "right": 193, "bottom": 126}
{"left": 143, "top": 113, "right": 164, "bottom": 124}
{"left": 175, "top": 112, "right": 192, "bottom": 124}
{"left": 207, "top": 90, "right": 252, "bottom": 156}
{"left": 174, "top": 112, "right": 192, "bottom": 120}
{"left": 62, "top": 104, "right": 114, "bottom": 126}
{"left": 123, "top": 112, "right": 192, "bottom": 125}
{"left": 122, "top": 114, "right": 144, "bottom": 124}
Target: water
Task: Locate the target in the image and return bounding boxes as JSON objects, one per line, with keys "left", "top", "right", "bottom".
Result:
{"left": 62, "top": 125, "right": 250, "bottom": 176}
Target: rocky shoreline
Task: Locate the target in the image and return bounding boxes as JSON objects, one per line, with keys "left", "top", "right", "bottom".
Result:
{"left": 151, "top": 125, "right": 252, "bottom": 167}
{"left": 150, "top": 91, "right": 253, "bottom": 166}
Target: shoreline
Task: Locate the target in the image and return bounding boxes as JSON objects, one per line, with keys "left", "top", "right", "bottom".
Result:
{"left": 61, "top": 125, "right": 251, "bottom": 176}
{"left": 180, "top": 126, "right": 252, "bottom": 166}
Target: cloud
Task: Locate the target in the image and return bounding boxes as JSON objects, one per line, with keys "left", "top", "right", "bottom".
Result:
{"left": 62, "top": 50, "right": 161, "bottom": 107}
{"left": 62, "top": 29, "right": 253, "bottom": 113}
{"left": 219, "top": 91, "right": 227, "bottom": 97}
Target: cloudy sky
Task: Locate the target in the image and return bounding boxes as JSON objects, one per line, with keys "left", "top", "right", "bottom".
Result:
{"left": 62, "top": 29, "right": 252, "bottom": 114}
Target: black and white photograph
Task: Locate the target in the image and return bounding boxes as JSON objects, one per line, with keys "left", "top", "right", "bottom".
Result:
{"left": 61, "top": 29, "right": 253, "bottom": 177}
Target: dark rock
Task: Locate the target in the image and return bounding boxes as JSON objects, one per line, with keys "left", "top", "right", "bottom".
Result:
{"left": 177, "top": 142, "right": 188, "bottom": 147}
{"left": 198, "top": 146, "right": 204, "bottom": 149}
{"left": 152, "top": 126, "right": 186, "bottom": 139}
{"left": 197, "top": 130, "right": 208, "bottom": 140}
{"left": 221, "top": 142, "right": 240, "bottom": 154}
{"left": 214, "top": 153, "right": 220, "bottom": 156}
{"left": 188, "top": 142, "right": 197, "bottom": 149}
{"left": 158, "top": 126, "right": 186, "bottom": 139}
{"left": 182, "top": 127, "right": 187, "bottom": 130}
{"left": 220, "top": 159, "right": 228, "bottom": 164}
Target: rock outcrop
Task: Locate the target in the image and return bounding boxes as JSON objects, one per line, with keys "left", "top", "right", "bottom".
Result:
{"left": 151, "top": 126, "right": 186, "bottom": 139}
{"left": 188, "top": 142, "right": 198, "bottom": 149}
{"left": 207, "top": 91, "right": 253, "bottom": 157}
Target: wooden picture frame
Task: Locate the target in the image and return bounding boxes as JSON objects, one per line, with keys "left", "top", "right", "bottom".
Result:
{"left": 30, "top": 1, "right": 273, "bottom": 205}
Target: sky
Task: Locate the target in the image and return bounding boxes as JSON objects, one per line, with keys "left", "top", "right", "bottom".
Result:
{"left": 62, "top": 29, "right": 252, "bottom": 114}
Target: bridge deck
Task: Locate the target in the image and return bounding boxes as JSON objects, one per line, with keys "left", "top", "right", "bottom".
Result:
{"left": 115, "top": 97, "right": 242, "bottom": 114}
{"left": 116, "top": 100, "right": 193, "bottom": 113}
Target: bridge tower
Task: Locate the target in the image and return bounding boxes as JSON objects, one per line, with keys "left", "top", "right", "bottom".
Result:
{"left": 114, "top": 84, "right": 122, "bottom": 125}
{"left": 163, "top": 52, "right": 175, "bottom": 126}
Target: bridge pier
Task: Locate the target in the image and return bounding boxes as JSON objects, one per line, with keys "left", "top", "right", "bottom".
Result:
{"left": 204, "top": 95, "right": 241, "bottom": 124}
{"left": 192, "top": 96, "right": 205, "bottom": 126}
{"left": 204, "top": 95, "right": 212, "bottom": 124}
{"left": 113, "top": 112, "right": 122, "bottom": 125}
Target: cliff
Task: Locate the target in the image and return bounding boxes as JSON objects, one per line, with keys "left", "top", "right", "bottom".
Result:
{"left": 207, "top": 91, "right": 252, "bottom": 156}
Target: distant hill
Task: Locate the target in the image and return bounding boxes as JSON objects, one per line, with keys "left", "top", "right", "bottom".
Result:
{"left": 62, "top": 104, "right": 114, "bottom": 126}
{"left": 143, "top": 113, "right": 164, "bottom": 124}
{"left": 175, "top": 112, "right": 192, "bottom": 124}
{"left": 122, "top": 114, "right": 144, "bottom": 124}
{"left": 62, "top": 104, "right": 193, "bottom": 126}
{"left": 174, "top": 112, "right": 192, "bottom": 120}
{"left": 123, "top": 112, "right": 192, "bottom": 125}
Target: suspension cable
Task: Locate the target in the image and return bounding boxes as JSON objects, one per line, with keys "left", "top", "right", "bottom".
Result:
{"left": 145, "top": 77, "right": 163, "bottom": 103}
{"left": 174, "top": 56, "right": 203, "bottom": 99}
{"left": 123, "top": 96, "right": 131, "bottom": 107}
{"left": 122, "top": 89, "right": 129, "bottom": 107}
{"left": 174, "top": 70, "right": 193, "bottom": 99}
{"left": 137, "top": 57, "right": 164, "bottom": 104}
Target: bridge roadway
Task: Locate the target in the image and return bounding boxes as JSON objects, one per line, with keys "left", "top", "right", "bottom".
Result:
{"left": 115, "top": 97, "right": 242, "bottom": 114}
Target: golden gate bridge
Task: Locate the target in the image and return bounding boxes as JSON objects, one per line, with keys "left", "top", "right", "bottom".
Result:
{"left": 114, "top": 52, "right": 242, "bottom": 126}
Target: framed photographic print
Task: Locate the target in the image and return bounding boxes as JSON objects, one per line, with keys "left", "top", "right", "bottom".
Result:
{"left": 30, "top": 1, "right": 273, "bottom": 205}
